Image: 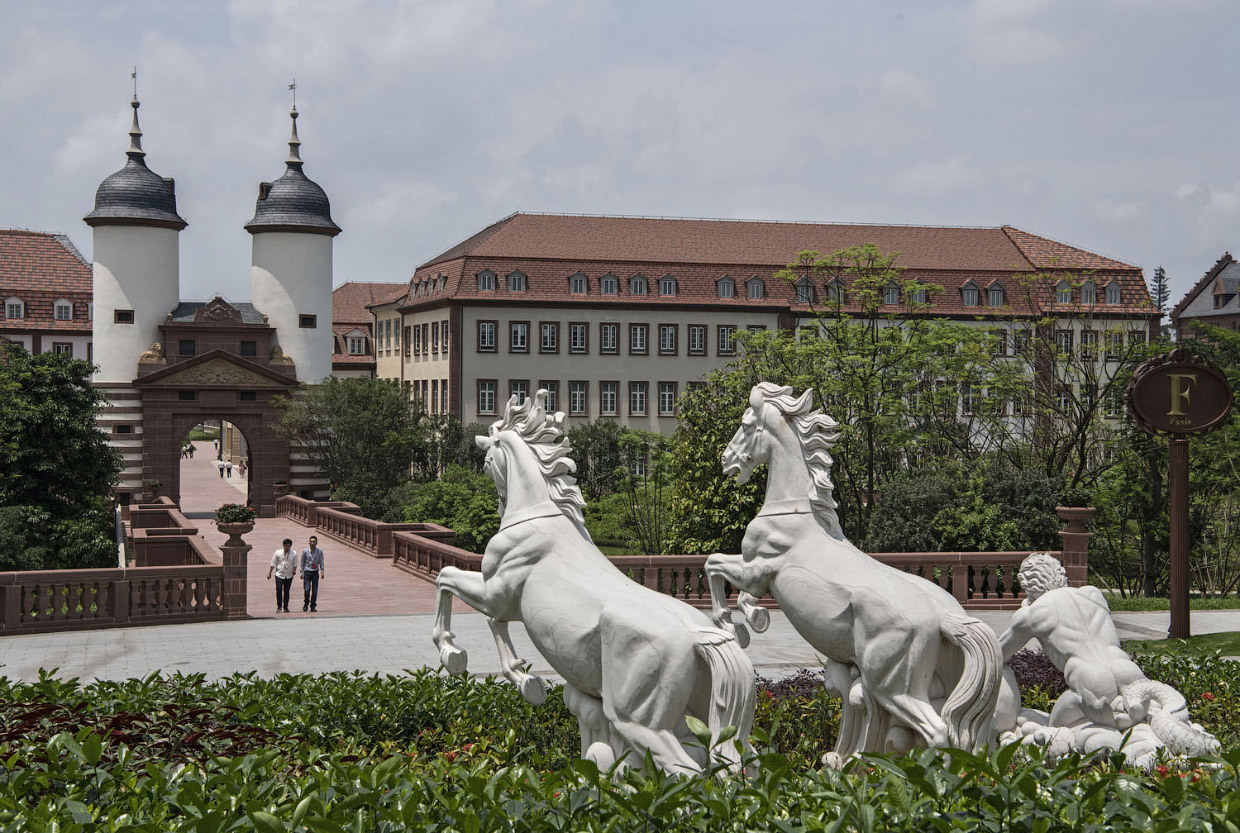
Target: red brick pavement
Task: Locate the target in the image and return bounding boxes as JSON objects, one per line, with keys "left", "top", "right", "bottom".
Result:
{"left": 179, "top": 441, "right": 467, "bottom": 618}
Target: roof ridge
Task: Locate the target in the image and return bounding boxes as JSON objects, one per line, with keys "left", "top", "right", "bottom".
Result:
{"left": 1170, "top": 252, "right": 1234, "bottom": 320}
{"left": 416, "top": 212, "right": 521, "bottom": 270}
{"left": 510, "top": 210, "right": 1002, "bottom": 231}
{"left": 1002, "top": 225, "right": 1137, "bottom": 270}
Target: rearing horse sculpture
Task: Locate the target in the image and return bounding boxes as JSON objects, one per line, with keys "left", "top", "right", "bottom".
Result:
{"left": 432, "top": 390, "right": 755, "bottom": 775}
{"left": 705, "top": 383, "right": 1001, "bottom": 761}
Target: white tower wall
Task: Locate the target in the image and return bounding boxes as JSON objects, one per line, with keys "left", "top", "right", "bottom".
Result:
{"left": 251, "top": 231, "right": 333, "bottom": 383}
{"left": 91, "top": 225, "right": 180, "bottom": 383}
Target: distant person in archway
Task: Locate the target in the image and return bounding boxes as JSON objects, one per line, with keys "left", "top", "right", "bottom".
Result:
{"left": 225, "top": 461, "right": 233, "bottom": 478}
{"left": 217, "top": 460, "right": 225, "bottom": 478}
{"left": 268, "top": 538, "right": 297, "bottom": 613}
{"left": 300, "top": 535, "right": 326, "bottom": 612}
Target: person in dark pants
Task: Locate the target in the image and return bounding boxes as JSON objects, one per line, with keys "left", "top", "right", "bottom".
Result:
{"left": 267, "top": 538, "right": 297, "bottom": 613}
{"left": 300, "top": 535, "right": 326, "bottom": 612}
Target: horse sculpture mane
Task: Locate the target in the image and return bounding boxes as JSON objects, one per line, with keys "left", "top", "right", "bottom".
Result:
{"left": 753, "top": 382, "right": 844, "bottom": 539}
{"left": 490, "top": 390, "right": 587, "bottom": 525}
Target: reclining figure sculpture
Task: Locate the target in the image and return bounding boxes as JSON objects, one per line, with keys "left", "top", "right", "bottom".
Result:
{"left": 997, "top": 553, "right": 1220, "bottom": 767}
{"left": 705, "top": 383, "right": 1003, "bottom": 762}
{"left": 431, "top": 390, "right": 755, "bottom": 775}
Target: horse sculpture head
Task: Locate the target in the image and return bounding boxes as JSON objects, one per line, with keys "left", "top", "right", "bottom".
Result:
{"left": 723, "top": 382, "right": 845, "bottom": 537}
{"left": 475, "top": 389, "right": 587, "bottom": 525}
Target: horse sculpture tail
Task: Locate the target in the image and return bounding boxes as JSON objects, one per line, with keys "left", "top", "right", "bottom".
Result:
{"left": 938, "top": 612, "right": 1002, "bottom": 751}
{"left": 693, "top": 627, "right": 756, "bottom": 770}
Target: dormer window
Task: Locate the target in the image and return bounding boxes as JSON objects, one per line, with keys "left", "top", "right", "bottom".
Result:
{"left": 1056, "top": 281, "right": 1072, "bottom": 304}
{"left": 717, "top": 277, "right": 736, "bottom": 299}
{"left": 746, "top": 278, "right": 765, "bottom": 300}
{"left": 961, "top": 282, "right": 979, "bottom": 307}
{"left": 659, "top": 275, "right": 677, "bottom": 296}
{"left": 630, "top": 274, "right": 648, "bottom": 295}
{"left": 477, "top": 270, "right": 496, "bottom": 291}
{"left": 570, "top": 273, "right": 588, "bottom": 294}
{"left": 54, "top": 299, "right": 73, "bottom": 320}
{"left": 827, "top": 279, "right": 847, "bottom": 304}
{"left": 909, "top": 286, "right": 928, "bottom": 305}
{"left": 1106, "top": 281, "right": 1121, "bottom": 305}
{"left": 796, "top": 277, "right": 816, "bottom": 304}
{"left": 883, "top": 283, "right": 900, "bottom": 305}
{"left": 601, "top": 273, "right": 618, "bottom": 294}
{"left": 1081, "top": 281, "right": 1097, "bottom": 304}
{"left": 4, "top": 298, "right": 23, "bottom": 319}
{"left": 987, "top": 283, "right": 1006, "bottom": 307}
{"left": 507, "top": 271, "right": 527, "bottom": 292}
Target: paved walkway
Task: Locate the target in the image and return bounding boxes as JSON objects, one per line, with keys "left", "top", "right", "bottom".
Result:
{"left": 1, "top": 609, "right": 1236, "bottom": 683}
{"left": 179, "top": 441, "right": 466, "bottom": 619}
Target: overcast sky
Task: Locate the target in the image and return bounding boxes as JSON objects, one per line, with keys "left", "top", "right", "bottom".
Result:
{"left": 3, "top": 0, "right": 1239, "bottom": 308}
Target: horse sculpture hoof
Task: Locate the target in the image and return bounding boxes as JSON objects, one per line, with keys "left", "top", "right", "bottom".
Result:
{"left": 733, "top": 622, "right": 751, "bottom": 649}
{"left": 440, "top": 644, "right": 468, "bottom": 676}
{"left": 746, "top": 606, "right": 770, "bottom": 633}
{"left": 517, "top": 673, "right": 548, "bottom": 706}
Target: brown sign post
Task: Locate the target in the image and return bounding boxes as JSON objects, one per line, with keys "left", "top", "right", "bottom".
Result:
{"left": 1126, "top": 349, "right": 1233, "bottom": 639}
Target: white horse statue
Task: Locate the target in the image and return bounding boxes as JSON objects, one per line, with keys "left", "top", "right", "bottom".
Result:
{"left": 704, "top": 383, "right": 1002, "bottom": 761}
{"left": 432, "top": 390, "right": 756, "bottom": 775}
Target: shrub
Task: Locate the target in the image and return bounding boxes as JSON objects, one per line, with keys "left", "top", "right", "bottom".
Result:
{"left": 214, "top": 503, "right": 256, "bottom": 523}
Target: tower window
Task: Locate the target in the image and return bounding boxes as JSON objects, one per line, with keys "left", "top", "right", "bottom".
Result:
{"left": 115, "top": 424, "right": 133, "bottom": 434}
{"left": 240, "top": 340, "right": 257, "bottom": 357}
{"left": 299, "top": 314, "right": 317, "bottom": 328}
{"left": 179, "top": 340, "right": 196, "bottom": 356}
{"left": 114, "top": 309, "right": 134, "bottom": 324}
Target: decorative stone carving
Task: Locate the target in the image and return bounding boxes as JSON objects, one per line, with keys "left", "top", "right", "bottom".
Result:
{"left": 705, "top": 383, "right": 1002, "bottom": 762}
{"left": 431, "top": 390, "right": 756, "bottom": 775}
{"left": 997, "top": 553, "right": 1220, "bottom": 767}
{"left": 270, "top": 344, "right": 293, "bottom": 364}
{"left": 139, "top": 342, "right": 165, "bottom": 361}
{"left": 193, "top": 296, "right": 244, "bottom": 324}
{"left": 161, "top": 357, "right": 271, "bottom": 387}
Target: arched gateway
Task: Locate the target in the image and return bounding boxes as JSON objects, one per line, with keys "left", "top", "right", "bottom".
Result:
{"left": 86, "top": 94, "right": 339, "bottom": 515}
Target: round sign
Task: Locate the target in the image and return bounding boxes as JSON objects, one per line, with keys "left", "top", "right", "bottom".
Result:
{"left": 1126, "top": 349, "right": 1233, "bottom": 436}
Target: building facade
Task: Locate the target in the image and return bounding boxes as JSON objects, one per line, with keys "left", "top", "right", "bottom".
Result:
{"left": 381, "top": 212, "right": 1159, "bottom": 429}
{"left": 1171, "top": 253, "right": 1240, "bottom": 339}
{"left": 333, "top": 281, "right": 406, "bottom": 378}
{"left": 0, "top": 230, "right": 93, "bottom": 359}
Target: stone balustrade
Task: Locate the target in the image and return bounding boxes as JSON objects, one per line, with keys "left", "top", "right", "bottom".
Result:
{"left": 277, "top": 496, "right": 455, "bottom": 559}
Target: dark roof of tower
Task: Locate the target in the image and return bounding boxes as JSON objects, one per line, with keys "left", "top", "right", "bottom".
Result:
{"left": 169, "top": 300, "right": 268, "bottom": 325}
{"left": 244, "top": 108, "right": 340, "bottom": 237}
{"left": 83, "top": 98, "right": 187, "bottom": 230}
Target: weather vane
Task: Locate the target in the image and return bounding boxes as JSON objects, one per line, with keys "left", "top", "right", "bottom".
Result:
{"left": 289, "top": 78, "right": 296, "bottom": 109}
{"left": 131, "top": 66, "right": 138, "bottom": 100}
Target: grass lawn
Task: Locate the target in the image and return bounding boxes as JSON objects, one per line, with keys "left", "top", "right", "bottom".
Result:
{"left": 1103, "top": 594, "right": 1240, "bottom": 611}
{"left": 1124, "top": 630, "right": 1240, "bottom": 656}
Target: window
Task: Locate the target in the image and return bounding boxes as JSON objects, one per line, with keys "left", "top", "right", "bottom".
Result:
{"left": 240, "top": 340, "right": 257, "bottom": 357}
{"left": 52, "top": 342, "right": 72, "bottom": 356}
{"left": 688, "top": 325, "right": 707, "bottom": 355}
{"left": 441, "top": 380, "right": 449, "bottom": 414}
{"left": 961, "top": 283, "right": 979, "bottom": 307}
{"left": 431, "top": 380, "right": 439, "bottom": 413}
{"left": 658, "top": 382, "right": 677, "bottom": 416}
{"left": 115, "top": 424, "right": 132, "bottom": 434}
{"left": 961, "top": 382, "right": 977, "bottom": 416}
{"left": 1080, "top": 330, "right": 1098, "bottom": 362}
{"left": 4, "top": 298, "right": 22, "bottom": 319}
{"left": 1128, "top": 330, "right": 1146, "bottom": 349}
{"left": 1105, "top": 331, "right": 1123, "bottom": 362}
{"left": 1104, "top": 388, "right": 1124, "bottom": 418}
{"left": 717, "top": 278, "right": 736, "bottom": 299}
{"left": 540, "top": 322, "right": 559, "bottom": 353}
{"left": 988, "top": 284, "right": 1006, "bottom": 306}
{"left": 570, "top": 273, "right": 588, "bottom": 294}
{"left": 1081, "top": 281, "right": 1097, "bottom": 304}
{"left": 478, "top": 380, "right": 497, "bottom": 415}
{"left": 404, "top": 326, "right": 412, "bottom": 357}
{"left": 601, "top": 274, "right": 618, "bottom": 295}
{"left": 717, "top": 325, "right": 737, "bottom": 355}
{"left": 1055, "top": 329, "right": 1073, "bottom": 356}
{"left": 240, "top": 390, "right": 257, "bottom": 402}
{"left": 115, "top": 309, "right": 134, "bottom": 324}
{"left": 747, "top": 279, "right": 765, "bottom": 300}
{"left": 569, "top": 322, "right": 588, "bottom": 353}
{"left": 477, "top": 270, "right": 496, "bottom": 291}
{"left": 990, "top": 329, "right": 1007, "bottom": 357}
{"left": 1014, "top": 329, "right": 1031, "bottom": 356}
{"left": 1106, "top": 282, "right": 1122, "bottom": 304}
{"left": 178, "top": 390, "right": 196, "bottom": 402}
{"left": 432, "top": 322, "right": 440, "bottom": 353}
{"left": 600, "top": 382, "right": 618, "bottom": 416}
{"left": 1056, "top": 281, "right": 1072, "bottom": 304}
{"left": 826, "top": 280, "right": 846, "bottom": 304}
{"left": 909, "top": 286, "right": 928, "bottom": 305}
{"left": 883, "top": 283, "right": 900, "bottom": 305}
{"left": 659, "top": 275, "right": 677, "bottom": 296}
{"left": 1056, "top": 384, "right": 1073, "bottom": 413}
{"left": 414, "top": 326, "right": 422, "bottom": 354}
{"left": 421, "top": 323, "right": 430, "bottom": 354}
{"left": 54, "top": 300, "right": 72, "bottom": 320}
{"left": 510, "top": 380, "right": 528, "bottom": 405}
{"left": 630, "top": 324, "right": 648, "bottom": 354}
{"left": 178, "top": 340, "right": 196, "bottom": 356}
{"left": 510, "top": 322, "right": 529, "bottom": 352}
{"left": 1012, "top": 389, "right": 1032, "bottom": 418}
{"left": 629, "top": 447, "right": 648, "bottom": 478}
{"left": 658, "top": 324, "right": 677, "bottom": 355}
{"left": 299, "top": 314, "right": 317, "bottom": 328}
{"left": 441, "top": 321, "right": 449, "bottom": 353}
{"left": 600, "top": 323, "right": 619, "bottom": 354}
{"left": 629, "top": 382, "right": 648, "bottom": 415}
{"left": 795, "top": 278, "right": 815, "bottom": 304}
{"left": 507, "top": 271, "right": 527, "bottom": 292}
{"left": 630, "top": 274, "right": 647, "bottom": 295}
{"left": 540, "top": 381, "right": 558, "bottom": 413}
{"left": 569, "top": 381, "right": 588, "bottom": 416}
{"left": 385, "top": 320, "right": 393, "bottom": 351}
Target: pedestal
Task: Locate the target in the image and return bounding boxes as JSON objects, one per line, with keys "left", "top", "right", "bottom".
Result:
{"left": 218, "top": 522, "right": 253, "bottom": 619}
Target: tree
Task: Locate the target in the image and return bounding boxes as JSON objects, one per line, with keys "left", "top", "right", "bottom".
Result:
{"left": 274, "top": 377, "right": 435, "bottom": 520}
{"left": 618, "top": 431, "right": 674, "bottom": 555}
{"left": 0, "top": 344, "right": 119, "bottom": 570}
{"left": 403, "top": 464, "right": 499, "bottom": 552}
{"left": 1151, "top": 265, "right": 1171, "bottom": 314}
{"left": 567, "top": 420, "right": 626, "bottom": 500}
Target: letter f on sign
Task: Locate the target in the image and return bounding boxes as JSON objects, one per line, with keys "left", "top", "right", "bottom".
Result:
{"left": 1168, "top": 373, "right": 1197, "bottom": 416}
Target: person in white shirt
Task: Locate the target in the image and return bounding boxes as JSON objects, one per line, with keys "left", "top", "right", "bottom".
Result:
{"left": 267, "top": 538, "right": 297, "bottom": 613}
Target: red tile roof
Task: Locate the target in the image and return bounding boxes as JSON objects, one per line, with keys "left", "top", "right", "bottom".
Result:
{"left": 332, "top": 281, "right": 407, "bottom": 325}
{"left": 0, "top": 229, "right": 90, "bottom": 293}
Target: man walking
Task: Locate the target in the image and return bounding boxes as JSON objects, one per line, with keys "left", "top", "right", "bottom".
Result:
{"left": 267, "top": 538, "right": 297, "bottom": 613}
{"left": 300, "top": 535, "right": 326, "bottom": 612}
{"left": 225, "top": 460, "right": 233, "bottom": 478}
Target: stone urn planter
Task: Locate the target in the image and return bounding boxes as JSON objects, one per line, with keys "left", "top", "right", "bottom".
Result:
{"left": 216, "top": 521, "right": 255, "bottom": 548}
{"left": 1054, "top": 506, "right": 1096, "bottom": 533}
